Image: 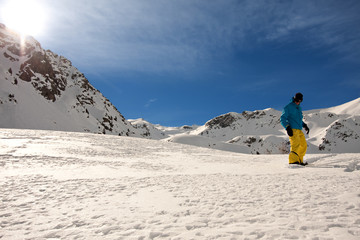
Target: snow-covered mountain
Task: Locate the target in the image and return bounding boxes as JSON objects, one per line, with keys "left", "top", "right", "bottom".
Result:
{"left": 0, "top": 24, "right": 139, "bottom": 136}
{"left": 130, "top": 99, "right": 360, "bottom": 154}
{"left": 129, "top": 118, "right": 199, "bottom": 140}
{"left": 167, "top": 99, "right": 360, "bottom": 154}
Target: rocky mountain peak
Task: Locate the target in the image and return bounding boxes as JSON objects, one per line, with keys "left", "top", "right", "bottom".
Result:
{"left": 205, "top": 112, "right": 238, "bottom": 129}
{"left": 0, "top": 24, "right": 139, "bottom": 136}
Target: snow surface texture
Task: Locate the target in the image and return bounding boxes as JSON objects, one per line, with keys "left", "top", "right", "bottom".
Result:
{"left": 1, "top": 128, "right": 359, "bottom": 239}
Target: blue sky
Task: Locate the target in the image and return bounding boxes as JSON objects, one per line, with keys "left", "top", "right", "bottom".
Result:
{"left": 1, "top": 0, "right": 360, "bottom": 126}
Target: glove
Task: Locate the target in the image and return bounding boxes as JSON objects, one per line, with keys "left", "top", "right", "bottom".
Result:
{"left": 303, "top": 123, "right": 310, "bottom": 135}
{"left": 286, "top": 126, "right": 293, "bottom": 136}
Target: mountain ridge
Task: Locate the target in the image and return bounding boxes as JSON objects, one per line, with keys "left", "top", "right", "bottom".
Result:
{"left": 0, "top": 24, "right": 139, "bottom": 136}
{"left": 131, "top": 98, "right": 360, "bottom": 154}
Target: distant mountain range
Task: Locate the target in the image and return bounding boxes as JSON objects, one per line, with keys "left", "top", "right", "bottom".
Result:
{"left": 1, "top": 23, "right": 359, "bottom": 154}
{"left": 130, "top": 98, "right": 360, "bottom": 154}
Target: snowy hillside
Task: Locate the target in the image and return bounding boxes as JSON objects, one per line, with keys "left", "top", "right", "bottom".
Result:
{"left": 0, "top": 24, "right": 139, "bottom": 136}
{"left": 129, "top": 118, "right": 199, "bottom": 140}
{"left": 127, "top": 99, "right": 360, "bottom": 155}
{"left": 1, "top": 128, "right": 359, "bottom": 239}
{"left": 306, "top": 97, "right": 360, "bottom": 116}
{"left": 164, "top": 100, "right": 360, "bottom": 154}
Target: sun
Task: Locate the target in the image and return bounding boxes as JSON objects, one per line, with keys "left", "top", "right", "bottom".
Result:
{"left": 1, "top": 0, "right": 47, "bottom": 38}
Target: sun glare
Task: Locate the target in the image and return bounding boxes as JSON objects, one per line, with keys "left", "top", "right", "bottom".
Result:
{"left": 1, "top": 0, "right": 47, "bottom": 38}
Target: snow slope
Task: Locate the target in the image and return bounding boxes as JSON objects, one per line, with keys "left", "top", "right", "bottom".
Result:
{"left": 306, "top": 97, "right": 360, "bottom": 116}
{"left": 129, "top": 118, "right": 199, "bottom": 140}
{"left": 0, "top": 128, "right": 359, "bottom": 239}
{"left": 0, "top": 24, "right": 138, "bottom": 136}
{"left": 165, "top": 100, "right": 360, "bottom": 154}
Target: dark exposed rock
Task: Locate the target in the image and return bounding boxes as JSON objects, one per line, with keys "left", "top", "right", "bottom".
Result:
{"left": 242, "top": 110, "right": 266, "bottom": 120}
{"left": 206, "top": 113, "right": 237, "bottom": 128}
{"left": 18, "top": 52, "right": 67, "bottom": 101}
{"left": 3, "top": 52, "right": 17, "bottom": 61}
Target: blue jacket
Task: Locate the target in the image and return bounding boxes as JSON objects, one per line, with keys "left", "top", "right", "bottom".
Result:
{"left": 280, "top": 99, "right": 304, "bottom": 130}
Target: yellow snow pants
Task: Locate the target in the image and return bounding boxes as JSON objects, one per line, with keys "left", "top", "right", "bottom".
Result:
{"left": 289, "top": 129, "right": 307, "bottom": 164}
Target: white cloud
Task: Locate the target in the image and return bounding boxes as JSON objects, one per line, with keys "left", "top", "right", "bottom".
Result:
{"left": 145, "top": 98, "right": 157, "bottom": 108}
{"left": 31, "top": 0, "right": 360, "bottom": 73}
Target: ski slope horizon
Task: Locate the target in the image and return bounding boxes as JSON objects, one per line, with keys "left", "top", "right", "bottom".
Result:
{"left": 0, "top": 128, "right": 359, "bottom": 239}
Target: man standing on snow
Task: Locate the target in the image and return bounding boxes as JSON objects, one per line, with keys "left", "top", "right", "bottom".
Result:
{"left": 280, "top": 92, "right": 310, "bottom": 166}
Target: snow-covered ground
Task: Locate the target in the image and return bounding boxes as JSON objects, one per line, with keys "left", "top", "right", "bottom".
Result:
{"left": 1, "top": 128, "right": 359, "bottom": 239}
